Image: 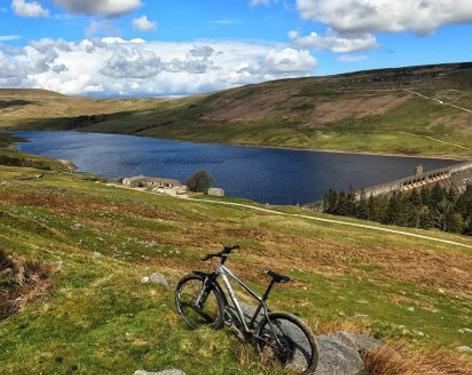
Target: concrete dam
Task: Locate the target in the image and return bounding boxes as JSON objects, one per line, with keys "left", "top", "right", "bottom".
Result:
{"left": 360, "top": 160, "right": 472, "bottom": 198}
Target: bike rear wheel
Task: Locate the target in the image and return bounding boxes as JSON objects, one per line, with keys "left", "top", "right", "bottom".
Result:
{"left": 175, "top": 273, "right": 225, "bottom": 330}
{"left": 256, "top": 312, "right": 318, "bottom": 374}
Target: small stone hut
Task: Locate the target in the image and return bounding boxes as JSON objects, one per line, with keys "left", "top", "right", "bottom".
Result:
{"left": 122, "top": 175, "right": 183, "bottom": 189}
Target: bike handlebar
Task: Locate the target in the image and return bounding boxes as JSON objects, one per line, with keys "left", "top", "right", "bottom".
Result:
{"left": 202, "top": 244, "right": 240, "bottom": 262}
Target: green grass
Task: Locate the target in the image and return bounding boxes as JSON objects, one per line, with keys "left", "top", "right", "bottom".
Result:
{"left": 0, "top": 159, "right": 471, "bottom": 373}
{"left": 2, "top": 63, "right": 472, "bottom": 159}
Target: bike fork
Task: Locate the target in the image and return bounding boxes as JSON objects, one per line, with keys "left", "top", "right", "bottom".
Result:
{"left": 195, "top": 278, "right": 210, "bottom": 308}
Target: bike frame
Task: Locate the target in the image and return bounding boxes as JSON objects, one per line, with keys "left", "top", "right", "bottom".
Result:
{"left": 214, "top": 263, "right": 274, "bottom": 333}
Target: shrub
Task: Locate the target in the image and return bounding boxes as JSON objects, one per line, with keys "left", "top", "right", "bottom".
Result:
{"left": 186, "top": 170, "right": 214, "bottom": 193}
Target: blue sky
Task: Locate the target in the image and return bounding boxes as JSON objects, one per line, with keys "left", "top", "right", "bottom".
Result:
{"left": 1, "top": 0, "right": 471, "bottom": 96}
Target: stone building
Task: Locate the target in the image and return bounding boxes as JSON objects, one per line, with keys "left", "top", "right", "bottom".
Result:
{"left": 122, "top": 175, "right": 183, "bottom": 189}
{"left": 208, "top": 187, "right": 225, "bottom": 197}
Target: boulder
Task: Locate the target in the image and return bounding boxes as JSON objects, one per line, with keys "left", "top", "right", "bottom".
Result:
{"left": 314, "top": 335, "right": 364, "bottom": 375}
{"left": 141, "top": 272, "right": 170, "bottom": 289}
{"left": 235, "top": 304, "right": 365, "bottom": 374}
{"left": 329, "top": 332, "right": 381, "bottom": 353}
{"left": 133, "top": 369, "right": 186, "bottom": 375}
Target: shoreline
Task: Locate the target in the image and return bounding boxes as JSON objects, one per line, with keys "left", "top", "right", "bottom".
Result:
{"left": 9, "top": 129, "right": 469, "bottom": 162}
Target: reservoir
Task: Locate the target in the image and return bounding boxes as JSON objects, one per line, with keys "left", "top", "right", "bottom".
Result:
{"left": 15, "top": 131, "right": 458, "bottom": 205}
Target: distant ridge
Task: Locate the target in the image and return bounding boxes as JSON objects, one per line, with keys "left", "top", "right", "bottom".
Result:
{"left": 1, "top": 62, "right": 472, "bottom": 159}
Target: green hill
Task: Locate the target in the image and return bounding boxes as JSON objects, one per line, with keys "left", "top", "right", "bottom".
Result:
{"left": 0, "top": 146, "right": 471, "bottom": 373}
{"left": 1, "top": 62, "right": 472, "bottom": 158}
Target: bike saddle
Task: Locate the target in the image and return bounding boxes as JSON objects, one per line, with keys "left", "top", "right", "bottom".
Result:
{"left": 265, "top": 269, "right": 290, "bottom": 283}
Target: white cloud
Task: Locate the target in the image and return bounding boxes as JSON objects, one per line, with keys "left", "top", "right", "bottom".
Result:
{"left": 263, "top": 48, "right": 317, "bottom": 73}
{"left": 11, "top": 0, "right": 49, "bottom": 17}
{"left": 100, "top": 49, "right": 162, "bottom": 78}
{"left": 0, "top": 35, "right": 22, "bottom": 41}
{"left": 133, "top": 15, "right": 157, "bottom": 31}
{"left": 296, "top": 0, "right": 472, "bottom": 35}
{"left": 54, "top": 0, "right": 141, "bottom": 16}
{"left": 0, "top": 38, "right": 317, "bottom": 96}
{"left": 189, "top": 45, "right": 214, "bottom": 58}
{"left": 289, "top": 30, "right": 377, "bottom": 53}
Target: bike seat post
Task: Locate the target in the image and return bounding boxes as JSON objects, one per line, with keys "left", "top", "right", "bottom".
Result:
{"left": 262, "top": 279, "right": 276, "bottom": 302}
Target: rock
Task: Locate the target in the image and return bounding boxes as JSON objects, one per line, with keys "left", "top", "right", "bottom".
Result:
{"left": 329, "top": 332, "right": 381, "bottom": 353}
{"left": 456, "top": 345, "right": 472, "bottom": 354}
{"left": 315, "top": 335, "right": 364, "bottom": 375}
{"left": 141, "top": 272, "right": 170, "bottom": 289}
{"left": 232, "top": 303, "right": 372, "bottom": 374}
{"left": 134, "top": 369, "right": 186, "bottom": 375}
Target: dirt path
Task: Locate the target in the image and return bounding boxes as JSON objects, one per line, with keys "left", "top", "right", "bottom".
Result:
{"left": 182, "top": 197, "right": 472, "bottom": 250}
{"left": 107, "top": 184, "right": 472, "bottom": 250}
{"left": 399, "top": 131, "right": 472, "bottom": 151}
{"left": 399, "top": 90, "right": 472, "bottom": 151}
{"left": 407, "top": 90, "right": 472, "bottom": 115}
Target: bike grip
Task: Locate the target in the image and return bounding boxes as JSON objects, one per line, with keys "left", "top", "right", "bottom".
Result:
{"left": 201, "top": 253, "right": 214, "bottom": 261}
{"left": 224, "top": 244, "right": 240, "bottom": 252}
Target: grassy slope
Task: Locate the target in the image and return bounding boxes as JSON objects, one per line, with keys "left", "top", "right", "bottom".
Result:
{"left": 1, "top": 63, "right": 472, "bottom": 158}
{"left": 0, "top": 158, "right": 471, "bottom": 373}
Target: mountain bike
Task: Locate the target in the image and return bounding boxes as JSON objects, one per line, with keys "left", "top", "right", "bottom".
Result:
{"left": 175, "top": 245, "right": 318, "bottom": 374}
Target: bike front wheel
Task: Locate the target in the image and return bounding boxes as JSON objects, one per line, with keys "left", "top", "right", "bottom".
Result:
{"left": 256, "top": 312, "right": 318, "bottom": 374}
{"left": 175, "top": 273, "right": 225, "bottom": 330}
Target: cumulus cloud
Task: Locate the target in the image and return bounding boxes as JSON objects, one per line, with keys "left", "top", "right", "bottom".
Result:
{"left": 11, "top": 0, "right": 49, "bottom": 17}
{"left": 100, "top": 49, "right": 162, "bottom": 78}
{"left": 133, "top": 15, "right": 157, "bottom": 31}
{"left": 296, "top": 0, "right": 472, "bottom": 35}
{"left": 0, "top": 38, "right": 317, "bottom": 96}
{"left": 189, "top": 45, "right": 214, "bottom": 58}
{"left": 263, "top": 48, "right": 317, "bottom": 73}
{"left": 289, "top": 30, "right": 377, "bottom": 53}
{"left": 54, "top": 0, "right": 141, "bottom": 16}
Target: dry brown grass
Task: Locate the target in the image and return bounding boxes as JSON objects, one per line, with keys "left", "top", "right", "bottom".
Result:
{"left": 363, "top": 342, "right": 472, "bottom": 375}
{"left": 312, "top": 320, "right": 371, "bottom": 337}
{"left": 309, "top": 93, "right": 412, "bottom": 127}
{"left": 0, "top": 247, "right": 53, "bottom": 320}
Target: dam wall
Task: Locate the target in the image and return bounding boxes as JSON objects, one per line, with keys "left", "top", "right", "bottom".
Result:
{"left": 360, "top": 161, "right": 472, "bottom": 198}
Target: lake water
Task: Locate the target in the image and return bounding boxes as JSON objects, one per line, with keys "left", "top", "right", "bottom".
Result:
{"left": 15, "top": 131, "right": 458, "bottom": 205}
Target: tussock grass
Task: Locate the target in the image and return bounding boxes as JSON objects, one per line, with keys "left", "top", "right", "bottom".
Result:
{"left": 363, "top": 342, "right": 472, "bottom": 375}
{"left": 0, "top": 247, "right": 53, "bottom": 320}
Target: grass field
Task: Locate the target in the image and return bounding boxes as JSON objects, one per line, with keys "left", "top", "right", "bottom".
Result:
{"left": 1, "top": 63, "right": 472, "bottom": 159}
{"left": 0, "top": 150, "right": 471, "bottom": 373}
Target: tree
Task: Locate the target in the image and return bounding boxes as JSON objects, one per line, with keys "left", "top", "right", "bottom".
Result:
{"left": 444, "top": 210, "right": 464, "bottom": 233}
{"left": 383, "top": 192, "right": 403, "bottom": 225}
{"left": 323, "top": 188, "right": 338, "bottom": 214}
{"left": 186, "top": 170, "right": 214, "bottom": 193}
{"left": 356, "top": 190, "right": 368, "bottom": 220}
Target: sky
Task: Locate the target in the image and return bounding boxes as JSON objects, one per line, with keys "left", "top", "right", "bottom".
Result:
{"left": 0, "top": 0, "right": 471, "bottom": 97}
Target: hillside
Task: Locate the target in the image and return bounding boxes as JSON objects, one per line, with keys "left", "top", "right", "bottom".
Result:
{"left": 0, "top": 146, "right": 472, "bottom": 373}
{"left": 1, "top": 62, "right": 472, "bottom": 159}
